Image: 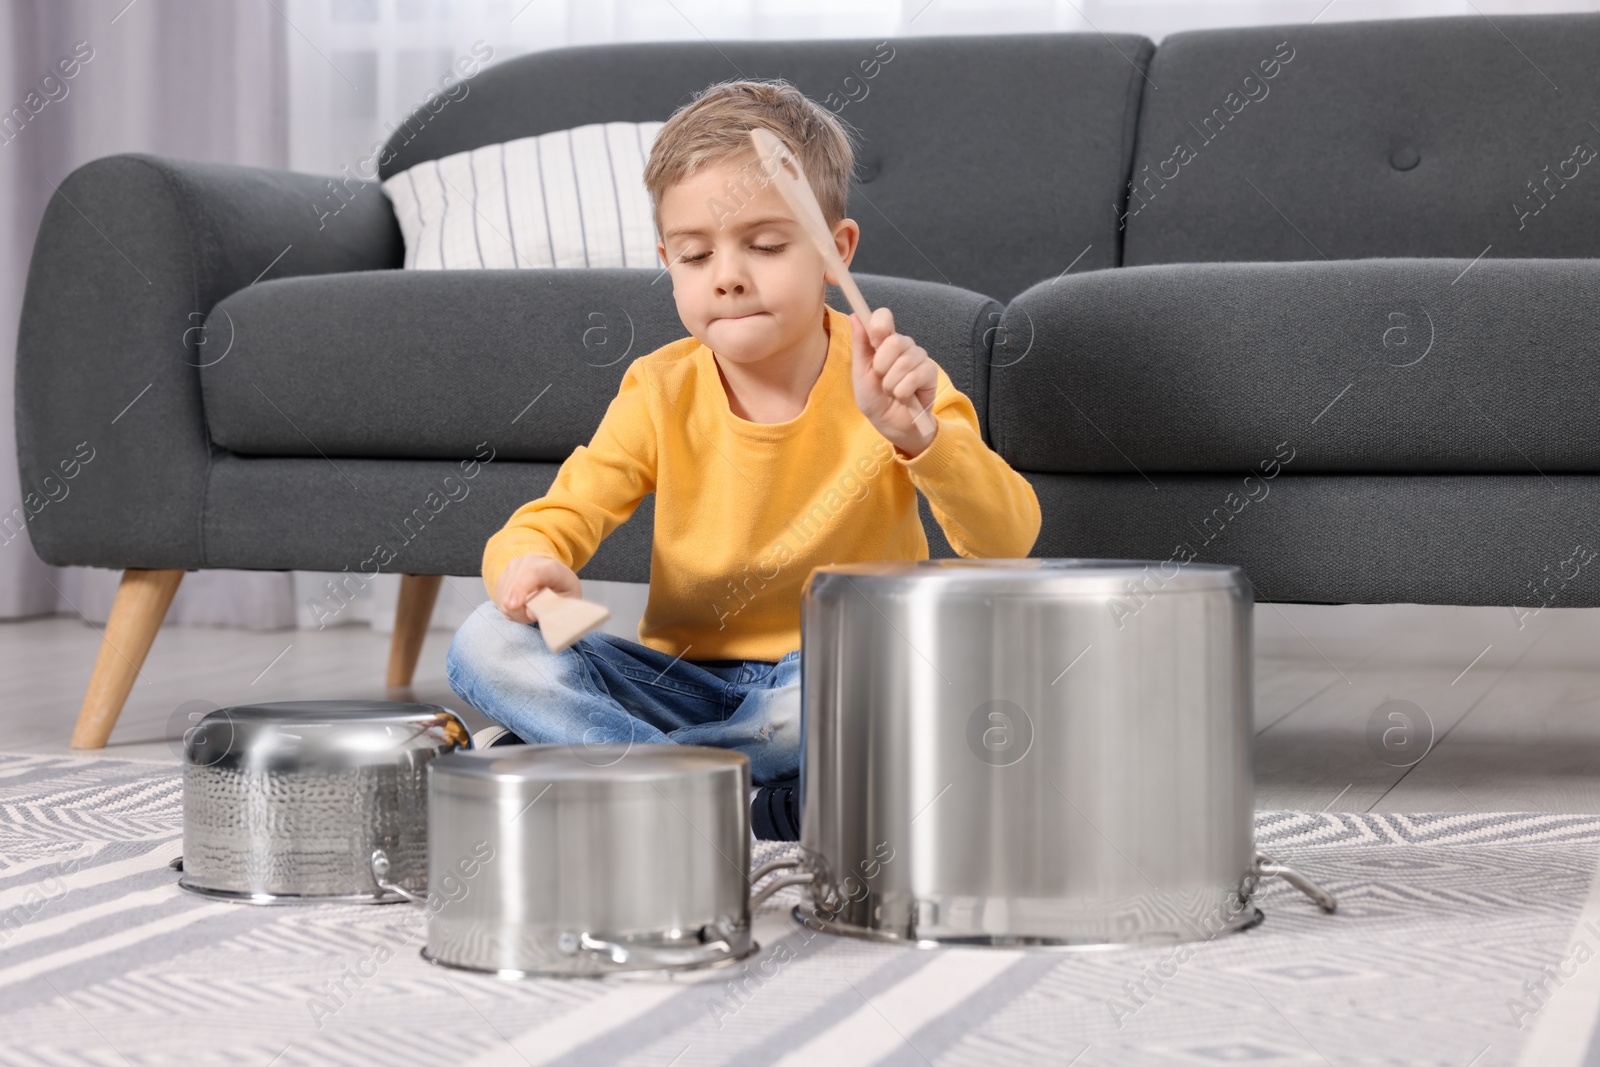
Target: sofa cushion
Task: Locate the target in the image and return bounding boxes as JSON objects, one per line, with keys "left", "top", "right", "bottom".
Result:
{"left": 200, "top": 452, "right": 969, "bottom": 585}
{"left": 375, "top": 34, "right": 1153, "bottom": 303}
{"left": 382, "top": 121, "right": 665, "bottom": 270}
{"left": 1122, "top": 13, "right": 1600, "bottom": 265}
{"left": 199, "top": 269, "right": 1002, "bottom": 461}
{"left": 1026, "top": 471, "right": 1600, "bottom": 609}
{"left": 988, "top": 257, "right": 1600, "bottom": 473}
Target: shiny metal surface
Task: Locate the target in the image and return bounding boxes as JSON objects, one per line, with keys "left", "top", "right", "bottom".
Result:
{"left": 423, "top": 744, "right": 756, "bottom": 976}
{"left": 798, "top": 558, "right": 1258, "bottom": 946}
{"left": 179, "top": 700, "right": 470, "bottom": 904}
{"left": 787, "top": 904, "right": 1265, "bottom": 952}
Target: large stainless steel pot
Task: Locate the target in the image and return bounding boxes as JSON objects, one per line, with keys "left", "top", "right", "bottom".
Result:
{"left": 796, "top": 559, "right": 1334, "bottom": 947}
{"left": 393, "top": 744, "right": 807, "bottom": 977}
{"left": 178, "top": 700, "right": 470, "bottom": 904}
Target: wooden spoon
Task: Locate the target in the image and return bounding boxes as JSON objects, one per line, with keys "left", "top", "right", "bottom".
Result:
{"left": 747, "top": 126, "right": 937, "bottom": 437}
{"left": 524, "top": 589, "right": 611, "bottom": 653}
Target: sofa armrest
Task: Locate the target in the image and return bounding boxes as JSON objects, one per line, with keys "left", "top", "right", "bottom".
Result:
{"left": 13, "top": 153, "right": 404, "bottom": 569}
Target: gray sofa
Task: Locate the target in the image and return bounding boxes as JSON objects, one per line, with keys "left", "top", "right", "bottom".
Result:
{"left": 16, "top": 12, "right": 1600, "bottom": 746}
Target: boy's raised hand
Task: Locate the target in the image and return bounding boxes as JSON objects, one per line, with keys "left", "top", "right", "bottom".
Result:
{"left": 494, "top": 553, "right": 582, "bottom": 623}
{"left": 849, "top": 307, "right": 939, "bottom": 456}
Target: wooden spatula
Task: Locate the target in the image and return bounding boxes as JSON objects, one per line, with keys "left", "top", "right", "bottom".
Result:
{"left": 748, "top": 126, "right": 937, "bottom": 437}
{"left": 525, "top": 589, "right": 611, "bottom": 653}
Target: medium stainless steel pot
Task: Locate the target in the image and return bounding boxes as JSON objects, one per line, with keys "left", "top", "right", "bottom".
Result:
{"left": 796, "top": 558, "right": 1334, "bottom": 947}
{"left": 178, "top": 700, "right": 470, "bottom": 904}
{"left": 391, "top": 744, "right": 807, "bottom": 977}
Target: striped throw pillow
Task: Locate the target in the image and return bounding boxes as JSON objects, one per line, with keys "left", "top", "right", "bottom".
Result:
{"left": 382, "top": 121, "right": 667, "bottom": 270}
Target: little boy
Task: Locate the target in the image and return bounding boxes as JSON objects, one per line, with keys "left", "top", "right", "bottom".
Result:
{"left": 445, "top": 78, "right": 1041, "bottom": 840}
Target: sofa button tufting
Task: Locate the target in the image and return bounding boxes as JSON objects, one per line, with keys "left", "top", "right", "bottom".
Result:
{"left": 856, "top": 157, "right": 881, "bottom": 183}
{"left": 1390, "top": 146, "right": 1421, "bottom": 171}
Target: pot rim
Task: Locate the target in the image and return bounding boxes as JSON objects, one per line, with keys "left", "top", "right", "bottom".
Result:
{"left": 805, "top": 558, "right": 1252, "bottom": 596}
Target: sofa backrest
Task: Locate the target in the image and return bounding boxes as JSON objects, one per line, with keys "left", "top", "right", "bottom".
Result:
{"left": 1121, "top": 13, "right": 1600, "bottom": 266}
{"left": 378, "top": 33, "right": 1153, "bottom": 304}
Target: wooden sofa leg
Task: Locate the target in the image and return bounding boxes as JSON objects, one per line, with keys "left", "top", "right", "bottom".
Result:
{"left": 70, "top": 568, "right": 185, "bottom": 749}
{"left": 387, "top": 574, "right": 443, "bottom": 688}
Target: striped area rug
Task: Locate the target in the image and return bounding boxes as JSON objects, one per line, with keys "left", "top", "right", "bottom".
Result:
{"left": 2, "top": 751, "right": 1598, "bottom": 1066}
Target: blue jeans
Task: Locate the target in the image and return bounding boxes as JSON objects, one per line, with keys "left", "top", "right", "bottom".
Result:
{"left": 445, "top": 602, "right": 803, "bottom": 785}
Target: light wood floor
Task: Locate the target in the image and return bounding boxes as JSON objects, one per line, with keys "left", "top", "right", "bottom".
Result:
{"left": 3, "top": 596, "right": 1596, "bottom": 813}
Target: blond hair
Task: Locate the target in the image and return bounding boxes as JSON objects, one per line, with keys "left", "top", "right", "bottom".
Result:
{"left": 644, "top": 78, "right": 859, "bottom": 240}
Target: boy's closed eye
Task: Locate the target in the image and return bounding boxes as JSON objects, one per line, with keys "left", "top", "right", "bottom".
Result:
{"left": 680, "top": 243, "right": 789, "bottom": 265}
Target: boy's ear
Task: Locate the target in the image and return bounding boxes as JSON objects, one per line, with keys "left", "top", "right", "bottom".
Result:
{"left": 656, "top": 242, "right": 669, "bottom": 267}
{"left": 831, "top": 218, "right": 861, "bottom": 272}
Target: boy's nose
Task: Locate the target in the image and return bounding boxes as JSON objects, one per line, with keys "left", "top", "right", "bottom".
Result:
{"left": 712, "top": 259, "right": 748, "bottom": 294}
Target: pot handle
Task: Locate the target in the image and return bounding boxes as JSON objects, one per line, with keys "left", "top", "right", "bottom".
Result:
{"left": 370, "top": 849, "right": 427, "bottom": 905}
{"left": 561, "top": 931, "right": 739, "bottom": 970}
{"left": 1252, "top": 851, "right": 1337, "bottom": 913}
{"left": 749, "top": 857, "right": 813, "bottom": 909}
{"left": 554, "top": 858, "right": 813, "bottom": 970}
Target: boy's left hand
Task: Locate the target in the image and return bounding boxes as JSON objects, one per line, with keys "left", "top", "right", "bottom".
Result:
{"left": 850, "top": 307, "right": 939, "bottom": 457}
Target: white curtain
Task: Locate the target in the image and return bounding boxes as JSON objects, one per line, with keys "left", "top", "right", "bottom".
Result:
{"left": 2, "top": 0, "right": 1584, "bottom": 633}
{"left": 0, "top": 0, "right": 302, "bottom": 629}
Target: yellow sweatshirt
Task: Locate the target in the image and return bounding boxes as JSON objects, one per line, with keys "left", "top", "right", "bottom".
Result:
{"left": 481, "top": 303, "right": 1042, "bottom": 661}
